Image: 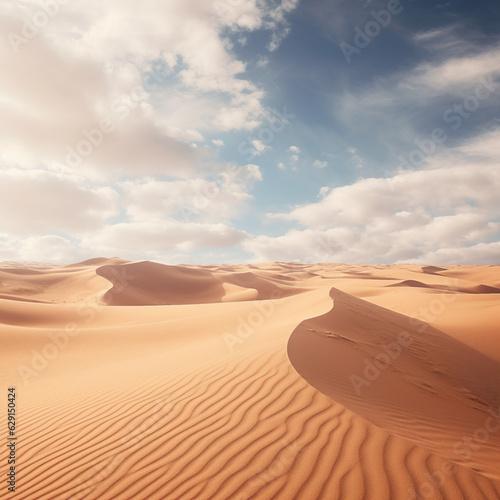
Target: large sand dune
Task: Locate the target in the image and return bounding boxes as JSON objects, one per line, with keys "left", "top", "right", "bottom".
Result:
{"left": 1, "top": 260, "right": 499, "bottom": 499}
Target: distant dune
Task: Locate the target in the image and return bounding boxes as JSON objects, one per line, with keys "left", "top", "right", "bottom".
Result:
{"left": 1, "top": 260, "right": 499, "bottom": 499}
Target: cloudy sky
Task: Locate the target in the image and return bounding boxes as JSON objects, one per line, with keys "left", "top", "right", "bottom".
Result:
{"left": 1, "top": 0, "right": 499, "bottom": 264}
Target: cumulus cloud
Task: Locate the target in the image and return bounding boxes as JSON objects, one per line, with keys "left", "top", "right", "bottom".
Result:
{"left": 245, "top": 131, "right": 500, "bottom": 264}
{"left": 287, "top": 145, "right": 300, "bottom": 166}
{"left": 0, "top": 0, "right": 300, "bottom": 173}
{"left": 0, "top": 235, "right": 90, "bottom": 264}
{"left": 81, "top": 221, "right": 249, "bottom": 256}
{"left": 0, "top": 30, "right": 197, "bottom": 176}
{"left": 0, "top": 226, "right": 248, "bottom": 264}
{"left": 0, "top": 169, "right": 118, "bottom": 235}
{"left": 120, "top": 163, "right": 263, "bottom": 223}
{"left": 0, "top": 1, "right": 299, "bottom": 263}
{"left": 313, "top": 160, "right": 328, "bottom": 168}
{"left": 272, "top": 164, "right": 500, "bottom": 227}
{"left": 0, "top": 161, "right": 261, "bottom": 262}
{"left": 251, "top": 139, "right": 271, "bottom": 155}
{"left": 2, "top": 1, "right": 496, "bottom": 266}
{"left": 405, "top": 241, "right": 500, "bottom": 265}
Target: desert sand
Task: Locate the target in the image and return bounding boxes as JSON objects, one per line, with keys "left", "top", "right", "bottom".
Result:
{"left": 1, "top": 259, "right": 499, "bottom": 499}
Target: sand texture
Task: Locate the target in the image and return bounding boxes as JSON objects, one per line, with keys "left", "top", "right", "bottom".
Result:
{"left": 1, "top": 260, "right": 499, "bottom": 499}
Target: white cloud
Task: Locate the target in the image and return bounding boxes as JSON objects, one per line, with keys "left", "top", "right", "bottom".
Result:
{"left": 0, "top": 157, "right": 263, "bottom": 263}
{"left": 0, "top": 0, "right": 300, "bottom": 264}
{"left": 245, "top": 131, "right": 500, "bottom": 264}
{"left": 341, "top": 44, "right": 500, "bottom": 117}
{"left": 313, "top": 160, "right": 328, "bottom": 168}
{"left": 120, "top": 163, "right": 262, "bottom": 223}
{"left": 0, "top": 0, "right": 300, "bottom": 173}
{"left": 264, "top": 0, "right": 300, "bottom": 51}
{"left": 245, "top": 212, "right": 499, "bottom": 265}
{"left": 0, "top": 222, "right": 249, "bottom": 264}
{"left": 0, "top": 31, "right": 197, "bottom": 176}
{"left": 0, "top": 169, "right": 118, "bottom": 235}
{"left": 405, "top": 241, "right": 500, "bottom": 265}
{"left": 335, "top": 42, "right": 500, "bottom": 161}
{"left": 346, "top": 147, "right": 364, "bottom": 169}
{"left": 413, "top": 25, "right": 472, "bottom": 57}
{"left": 251, "top": 139, "right": 271, "bottom": 155}
{"left": 273, "top": 162, "right": 500, "bottom": 227}
{"left": 457, "top": 128, "right": 500, "bottom": 161}
{"left": 288, "top": 145, "right": 300, "bottom": 164}
{"left": 82, "top": 221, "right": 249, "bottom": 257}
{"left": 256, "top": 56, "right": 270, "bottom": 67}
{"left": 245, "top": 163, "right": 262, "bottom": 181}
{"left": 318, "top": 186, "right": 331, "bottom": 198}
{"left": 0, "top": 234, "right": 91, "bottom": 264}
{"left": 405, "top": 47, "right": 500, "bottom": 95}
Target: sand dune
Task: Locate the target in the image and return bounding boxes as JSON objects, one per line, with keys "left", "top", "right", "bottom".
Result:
{"left": 388, "top": 279, "right": 500, "bottom": 294}
{"left": 288, "top": 288, "right": 500, "bottom": 480}
{"left": 97, "top": 261, "right": 310, "bottom": 306}
{"left": 421, "top": 265, "right": 449, "bottom": 275}
{"left": 97, "top": 261, "right": 226, "bottom": 306}
{"left": 0, "top": 265, "right": 110, "bottom": 304}
{"left": 1, "top": 260, "right": 499, "bottom": 499}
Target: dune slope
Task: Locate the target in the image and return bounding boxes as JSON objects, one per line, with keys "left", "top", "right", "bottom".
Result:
{"left": 288, "top": 288, "right": 500, "bottom": 481}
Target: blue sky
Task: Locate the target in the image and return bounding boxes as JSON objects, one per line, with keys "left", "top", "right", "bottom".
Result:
{"left": 1, "top": 0, "right": 499, "bottom": 264}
